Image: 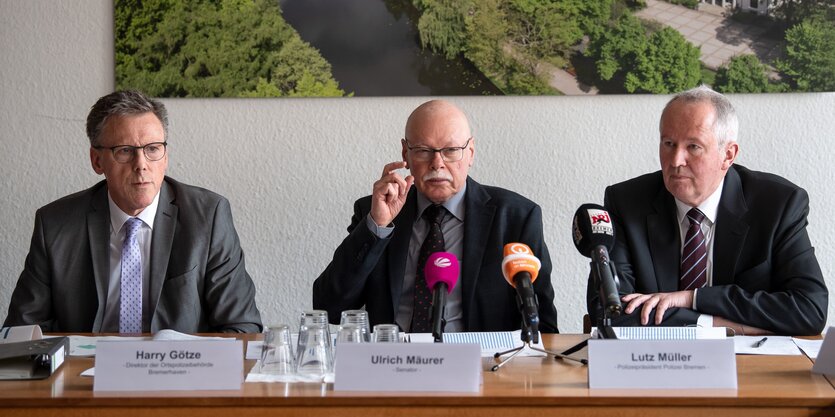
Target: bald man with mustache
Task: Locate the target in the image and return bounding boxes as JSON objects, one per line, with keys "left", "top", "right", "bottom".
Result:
{"left": 313, "top": 100, "right": 558, "bottom": 333}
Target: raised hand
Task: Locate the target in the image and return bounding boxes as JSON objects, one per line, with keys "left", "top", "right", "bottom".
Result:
{"left": 370, "top": 161, "right": 414, "bottom": 227}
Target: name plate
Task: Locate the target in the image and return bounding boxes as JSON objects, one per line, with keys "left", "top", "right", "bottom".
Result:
{"left": 812, "top": 326, "right": 835, "bottom": 376}
{"left": 588, "top": 339, "right": 737, "bottom": 389}
{"left": 94, "top": 340, "right": 243, "bottom": 391}
{"left": 334, "top": 343, "right": 480, "bottom": 392}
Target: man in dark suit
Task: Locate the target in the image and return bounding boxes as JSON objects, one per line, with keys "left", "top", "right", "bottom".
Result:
{"left": 4, "top": 90, "right": 262, "bottom": 333}
{"left": 589, "top": 86, "right": 827, "bottom": 335}
{"left": 313, "top": 100, "right": 558, "bottom": 333}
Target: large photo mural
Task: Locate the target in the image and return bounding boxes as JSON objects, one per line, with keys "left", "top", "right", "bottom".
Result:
{"left": 116, "top": 0, "right": 835, "bottom": 97}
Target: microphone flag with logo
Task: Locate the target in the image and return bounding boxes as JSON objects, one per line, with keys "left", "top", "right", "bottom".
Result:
{"left": 572, "top": 204, "right": 615, "bottom": 255}
{"left": 501, "top": 243, "right": 541, "bottom": 343}
{"left": 425, "top": 252, "right": 459, "bottom": 342}
{"left": 572, "top": 203, "right": 622, "bottom": 323}
{"left": 425, "top": 252, "right": 459, "bottom": 294}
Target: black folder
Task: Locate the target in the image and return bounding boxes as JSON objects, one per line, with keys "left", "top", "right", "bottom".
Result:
{"left": 0, "top": 336, "right": 69, "bottom": 380}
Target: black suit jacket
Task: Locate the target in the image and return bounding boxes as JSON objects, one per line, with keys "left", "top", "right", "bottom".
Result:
{"left": 4, "top": 177, "right": 263, "bottom": 333}
{"left": 313, "top": 177, "right": 558, "bottom": 332}
{"left": 589, "top": 165, "right": 827, "bottom": 335}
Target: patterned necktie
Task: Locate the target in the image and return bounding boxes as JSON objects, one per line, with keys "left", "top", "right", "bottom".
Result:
{"left": 120, "top": 218, "right": 143, "bottom": 333}
{"left": 410, "top": 204, "right": 446, "bottom": 333}
{"left": 679, "top": 208, "right": 708, "bottom": 291}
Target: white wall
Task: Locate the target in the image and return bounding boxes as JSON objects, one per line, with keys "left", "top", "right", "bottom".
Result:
{"left": 1, "top": 0, "right": 833, "bottom": 333}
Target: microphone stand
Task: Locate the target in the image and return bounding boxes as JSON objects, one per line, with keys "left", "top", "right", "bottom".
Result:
{"left": 492, "top": 297, "right": 587, "bottom": 371}
{"left": 559, "top": 261, "right": 620, "bottom": 360}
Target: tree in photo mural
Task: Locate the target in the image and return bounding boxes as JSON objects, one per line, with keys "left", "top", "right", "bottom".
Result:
{"left": 586, "top": 14, "right": 701, "bottom": 94}
{"left": 777, "top": 17, "right": 835, "bottom": 92}
{"left": 713, "top": 54, "right": 776, "bottom": 94}
{"left": 116, "top": 0, "right": 346, "bottom": 97}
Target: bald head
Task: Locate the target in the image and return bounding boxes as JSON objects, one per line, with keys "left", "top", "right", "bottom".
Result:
{"left": 405, "top": 100, "right": 471, "bottom": 141}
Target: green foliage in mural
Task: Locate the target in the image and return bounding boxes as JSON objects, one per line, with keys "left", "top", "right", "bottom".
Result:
{"left": 776, "top": 17, "right": 835, "bottom": 92}
{"left": 116, "top": 0, "right": 346, "bottom": 97}
{"left": 413, "top": 0, "right": 617, "bottom": 94}
{"left": 714, "top": 54, "right": 774, "bottom": 93}
{"left": 587, "top": 14, "right": 701, "bottom": 93}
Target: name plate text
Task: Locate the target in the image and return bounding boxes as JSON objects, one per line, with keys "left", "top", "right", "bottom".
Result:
{"left": 334, "top": 343, "right": 480, "bottom": 392}
{"left": 94, "top": 340, "right": 243, "bottom": 391}
{"left": 588, "top": 339, "right": 737, "bottom": 389}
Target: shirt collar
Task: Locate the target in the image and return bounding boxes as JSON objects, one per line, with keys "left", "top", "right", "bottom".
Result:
{"left": 674, "top": 180, "right": 724, "bottom": 227}
{"left": 417, "top": 181, "right": 467, "bottom": 222}
{"left": 108, "top": 191, "right": 160, "bottom": 234}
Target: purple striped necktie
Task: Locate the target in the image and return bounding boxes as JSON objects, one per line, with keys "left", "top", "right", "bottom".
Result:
{"left": 119, "top": 217, "right": 143, "bottom": 334}
{"left": 679, "top": 208, "right": 708, "bottom": 291}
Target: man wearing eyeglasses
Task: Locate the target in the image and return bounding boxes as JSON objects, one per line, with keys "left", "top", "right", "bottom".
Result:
{"left": 313, "top": 100, "right": 558, "bottom": 333}
{"left": 4, "top": 90, "right": 262, "bottom": 333}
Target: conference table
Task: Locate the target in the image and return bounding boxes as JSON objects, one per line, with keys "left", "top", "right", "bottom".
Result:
{"left": 2, "top": 334, "right": 834, "bottom": 417}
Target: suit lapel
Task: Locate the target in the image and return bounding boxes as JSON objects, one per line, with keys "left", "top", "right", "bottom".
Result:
{"left": 647, "top": 187, "right": 681, "bottom": 292}
{"left": 713, "top": 167, "right": 749, "bottom": 286}
{"left": 387, "top": 190, "right": 417, "bottom": 310}
{"left": 462, "top": 178, "right": 495, "bottom": 327}
{"left": 149, "top": 181, "right": 177, "bottom": 319}
{"left": 87, "top": 184, "right": 110, "bottom": 332}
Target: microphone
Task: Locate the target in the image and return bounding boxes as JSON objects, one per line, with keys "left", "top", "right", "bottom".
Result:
{"left": 572, "top": 204, "right": 622, "bottom": 320}
{"left": 424, "top": 252, "right": 460, "bottom": 342}
{"left": 501, "top": 243, "right": 541, "bottom": 344}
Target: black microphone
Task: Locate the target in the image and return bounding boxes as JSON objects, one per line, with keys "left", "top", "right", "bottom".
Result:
{"left": 572, "top": 204, "right": 622, "bottom": 319}
{"left": 501, "top": 243, "right": 542, "bottom": 344}
{"left": 424, "top": 252, "right": 460, "bottom": 342}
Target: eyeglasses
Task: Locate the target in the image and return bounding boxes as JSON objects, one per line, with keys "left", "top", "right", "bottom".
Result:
{"left": 94, "top": 142, "right": 167, "bottom": 163}
{"left": 403, "top": 137, "right": 471, "bottom": 162}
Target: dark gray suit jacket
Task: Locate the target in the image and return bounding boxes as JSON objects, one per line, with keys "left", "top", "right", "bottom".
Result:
{"left": 589, "top": 165, "right": 827, "bottom": 335}
{"left": 313, "top": 177, "right": 559, "bottom": 333}
{"left": 4, "top": 177, "right": 262, "bottom": 333}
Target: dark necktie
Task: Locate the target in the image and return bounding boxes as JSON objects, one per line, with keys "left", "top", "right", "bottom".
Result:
{"left": 679, "top": 208, "right": 708, "bottom": 291}
{"left": 411, "top": 204, "right": 446, "bottom": 333}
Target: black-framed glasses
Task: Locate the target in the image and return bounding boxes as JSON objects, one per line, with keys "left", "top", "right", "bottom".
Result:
{"left": 403, "top": 137, "right": 471, "bottom": 162}
{"left": 94, "top": 142, "right": 167, "bottom": 163}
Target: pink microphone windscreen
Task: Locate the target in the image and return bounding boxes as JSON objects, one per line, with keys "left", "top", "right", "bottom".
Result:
{"left": 424, "top": 252, "right": 460, "bottom": 294}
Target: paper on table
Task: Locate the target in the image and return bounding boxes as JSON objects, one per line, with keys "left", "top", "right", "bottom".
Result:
{"left": 246, "top": 341, "right": 263, "bottom": 360}
{"left": 408, "top": 331, "right": 546, "bottom": 357}
{"left": 592, "top": 326, "right": 727, "bottom": 340}
{"left": 733, "top": 336, "right": 801, "bottom": 355}
{"left": 70, "top": 336, "right": 147, "bottom": 356}
{"left": 792, "top": 338, "right": 823, "bottom": 359}
{"left": 151, "top": 329, "right": 233, "bottom": 341}
{"left": 70, "top": 329, "right": 233, "bottom": 356}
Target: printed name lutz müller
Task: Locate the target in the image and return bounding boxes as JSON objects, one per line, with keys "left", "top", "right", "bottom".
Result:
{"left": 631, "top": 352, "right": 692, "bottom": 362}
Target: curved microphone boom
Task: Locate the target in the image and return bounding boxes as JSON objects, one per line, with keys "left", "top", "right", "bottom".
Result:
{"left": 572, "top": 204, "right": 622, "bottom": 336}
{"left": 501, "top": 243, "right": 541, "bottom": 344}
{"left": 424, "top": 252, "right": 460, "bottom": 342}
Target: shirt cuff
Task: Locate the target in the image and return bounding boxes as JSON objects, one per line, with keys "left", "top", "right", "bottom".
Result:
{"left": 697, "top": 314, "right": 714, "bottom": 328}
{"left": 366, "top": 213, "right": 394, "bottom": 239}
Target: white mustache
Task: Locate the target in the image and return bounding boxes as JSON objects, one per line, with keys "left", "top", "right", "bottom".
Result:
{"left": 422, "top": 171, "right": 452, "bottom": 182}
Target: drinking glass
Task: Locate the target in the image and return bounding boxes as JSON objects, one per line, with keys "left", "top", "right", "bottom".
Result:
{"left": 372, "top": 324, "right": 400, "bottom": 343}
{"left": 297, "top": 310, "right": 329, "bottom": 358}
{"left": 335, "top": 323, "right": 365, "bottom": 344}
{"left": 339, "top": 310, "right": 370, "bottom": 343}
{"left": 260, "top": 324, "right": 295, "bottom": 375}
{"left": 295, "top": 323, "right": 333, "bottom": 377}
